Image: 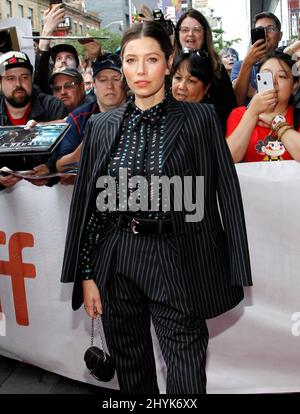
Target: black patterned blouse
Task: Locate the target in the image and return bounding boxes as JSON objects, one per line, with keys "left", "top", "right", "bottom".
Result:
{"left": 79, "top": 98, "right": 170, "bottom": 280}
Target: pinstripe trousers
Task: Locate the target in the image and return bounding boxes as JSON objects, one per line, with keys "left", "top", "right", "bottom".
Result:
{"left": 98, "top": 225, "right": 209, "bottom": 394}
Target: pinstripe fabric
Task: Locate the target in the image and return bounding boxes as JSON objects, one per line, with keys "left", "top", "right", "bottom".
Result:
{"left": 100, "top": 228, "right": 208, "bottom": 394}
{"left": 61, "top": 98, "right": 252, "bottom": 319}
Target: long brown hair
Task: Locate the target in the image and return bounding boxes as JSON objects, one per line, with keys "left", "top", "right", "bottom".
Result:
{"left": 174, "top": 9, "right": 222, "bottom": 77}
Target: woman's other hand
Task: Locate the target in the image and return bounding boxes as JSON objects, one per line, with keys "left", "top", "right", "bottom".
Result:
{"left": 83, "top": 279, "right": 103, "bottom": 318}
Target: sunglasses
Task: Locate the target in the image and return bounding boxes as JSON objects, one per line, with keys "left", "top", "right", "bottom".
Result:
{"left": 51, "top": 80, "right": 80, "bottom": 93}
{"left": 95, "top": 54, "right": 121, "bottom": 66}
{"left": 181, "top": 48, "right": 209, "bottom": 58}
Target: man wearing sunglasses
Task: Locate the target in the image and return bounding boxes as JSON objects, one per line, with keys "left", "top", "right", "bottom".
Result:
{"left": 50, "top": 67, "right": 87, "bottom": 113}
{"left": 232, "top": 12, "right": 282, "bottom": 106}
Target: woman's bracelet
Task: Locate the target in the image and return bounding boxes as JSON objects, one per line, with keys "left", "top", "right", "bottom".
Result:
{"left": 277, "top": 125, "right": 294, "bottom": 141}
{"left": 274, "top": 122, "right": 291, "bottom": 135}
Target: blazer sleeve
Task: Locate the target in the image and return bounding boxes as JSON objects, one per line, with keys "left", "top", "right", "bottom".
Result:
{"left": 209, "top": 106, "right": 252, "bottom": 286}
{"left": 60, "top": 118, "right": 95, "bottom": 284}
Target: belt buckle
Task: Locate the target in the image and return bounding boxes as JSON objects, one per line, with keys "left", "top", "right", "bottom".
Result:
{"left": 131, "top": 218, "right": 139, "bottom": 235}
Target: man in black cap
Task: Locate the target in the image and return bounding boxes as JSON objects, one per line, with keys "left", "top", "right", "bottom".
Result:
{"left": 0, "top": 51, "right": 67, "bottom": 126}
{"left": 34, "top": 43, "right": 80, "bottom": 95}
{"left": 49, "top": 66, "right": 87, "bottom": 112}
{"left": 50, "top": 44, "right": 80, "bottom": 69}
{"left": 0, "top": 51, "right": 67, "bottom": 189}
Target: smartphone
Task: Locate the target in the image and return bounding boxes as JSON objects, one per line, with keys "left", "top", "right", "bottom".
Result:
{"left": 256, "top": 72, "right": 274, "bottom": 93}
{"left": 49, "top": 0, "right": 63, "bottom": 9}
{"left": 251, "top": 26, "right": 266, "bottom": 44}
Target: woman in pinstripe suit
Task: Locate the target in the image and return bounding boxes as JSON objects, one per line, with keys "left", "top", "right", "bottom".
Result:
{"left": 61, "top": 21, "right": 252, "bottom": 394}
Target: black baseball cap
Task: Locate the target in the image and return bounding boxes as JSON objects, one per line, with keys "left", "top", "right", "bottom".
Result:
{"left": 0, "top": 51, "right": 33, "bottom": 75}
{"left": 49, "top": 67, "right": 83, "bottom": 84}
{"left": 51, "top": 44, "right": 80, "bottom": 67}
{"left": 92, "top": 53, "right": 122, "bottom": 78}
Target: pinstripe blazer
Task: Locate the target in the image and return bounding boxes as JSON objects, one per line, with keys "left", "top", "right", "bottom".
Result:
{"left": 61, "top": 98, "right": 252, "bottom": 319}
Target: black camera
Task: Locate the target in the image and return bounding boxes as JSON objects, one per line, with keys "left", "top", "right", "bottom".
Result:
{"left": 152, "top": 9, "right": 175, "bottom": 37}
{"left": 84, "top": 346, "right": 115, "bottom": 382}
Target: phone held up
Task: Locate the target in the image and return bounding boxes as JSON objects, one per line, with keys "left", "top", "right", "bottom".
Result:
{"left": 251, "top": 26, "right": 266, "bottom": 45}
{"left": 49, "top": 0, "right": 64, "bottom": 12}
{"left": 49, "top": 0, "right": 63, "bottom": 6}
{"left": 256, "top": 72, "right": 274, "bottom": 93}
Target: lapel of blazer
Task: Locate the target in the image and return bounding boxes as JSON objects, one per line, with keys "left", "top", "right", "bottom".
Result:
{"left": 162, "top": 98, "right": 185, "bottom": 170}
{"left": 105, "top": 104, "right": 127, "bottom": 152}
{"left": 93, "top": 103, "right": 128, "bottom": 175}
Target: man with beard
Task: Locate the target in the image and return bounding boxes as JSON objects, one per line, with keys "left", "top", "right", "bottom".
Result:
{"left": 0, "top": 51, "right": 67, "bottom": 189}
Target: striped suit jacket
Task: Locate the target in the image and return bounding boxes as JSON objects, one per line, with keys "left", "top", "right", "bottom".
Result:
{"left": 61, "top": 98, "right": 252, "bottom": 319}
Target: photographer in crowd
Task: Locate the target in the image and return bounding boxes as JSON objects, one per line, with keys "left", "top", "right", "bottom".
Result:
{"left": 231, "top": 12, "right": 282, "bottom": 106}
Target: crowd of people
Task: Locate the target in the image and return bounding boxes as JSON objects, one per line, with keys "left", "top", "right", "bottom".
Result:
{"left": 1, "top": 7, "right": 299, "bottom": 191}
{"left": 1, "top": 5, "right": 299, "bottom": 394}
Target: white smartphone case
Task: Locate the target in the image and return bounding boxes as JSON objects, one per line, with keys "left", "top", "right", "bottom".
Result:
{"left": 256, "top": 72, "right": 274, "bottom": 93}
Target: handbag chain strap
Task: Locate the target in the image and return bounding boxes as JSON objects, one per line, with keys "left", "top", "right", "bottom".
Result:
{"left": 90, "top": 316, "right": 105, "bottom": 353}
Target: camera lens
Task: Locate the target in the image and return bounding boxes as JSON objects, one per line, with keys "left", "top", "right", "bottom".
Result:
{"left": 257, "top": 75, "right": 261, "bottom": 81}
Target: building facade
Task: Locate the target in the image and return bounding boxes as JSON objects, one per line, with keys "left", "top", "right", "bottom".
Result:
{"left": 1, "top": 0, "right": 298, "bottom": 45}
{"left": 85, "top": 0, "right": 131, "bottom": 33}
{"left": 0, "top": 0, "right": 100, "bottom": 35}
{"left": 289, "top": 0, "right": 300, "bottom": 38}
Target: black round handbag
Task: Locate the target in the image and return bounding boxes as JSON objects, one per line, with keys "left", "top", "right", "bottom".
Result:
{"left": 84, "top": 317, "right": 115, "bottom": 382}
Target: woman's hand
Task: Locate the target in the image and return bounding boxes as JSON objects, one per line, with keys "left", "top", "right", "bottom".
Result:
{"left": 83, "top": 279, "right": 103, "bottom": 318}
{"left": 248, "top": 89, "right": 278, "bottom": 117}
{"left": 257, "top": 112, "right": 275, "bottom": 128}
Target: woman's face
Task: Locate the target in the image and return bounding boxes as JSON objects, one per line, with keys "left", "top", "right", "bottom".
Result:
{"left": 259, "top": 58, "right": 294, "bottom": 105}
{"left": 172, "top": 61, "right": 209, "bottom": 103}
{"left": 122, "top": 36, "right": 170, "bottom": 108}
{"left": 221, "top": 51, "right": 238, "bottom": 72}
{"left": 179, "top": 16, "right": 205, "bottom": 50}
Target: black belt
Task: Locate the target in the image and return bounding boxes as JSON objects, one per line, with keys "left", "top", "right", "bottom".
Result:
{"left": 116, "top": 215, "right": 173, "bottom": 235}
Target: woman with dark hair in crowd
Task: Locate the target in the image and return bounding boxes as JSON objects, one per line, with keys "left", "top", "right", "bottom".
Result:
{"left": 171, "top": 48, "right": 213, "bottom": 103}
{"left": 61, "top": 20, "right": 252, "bottom": 394}
{"left": 174, "top": 8, "right": 237, "bottom": 132}
{"left": 226, "top": 52, "right": 300, "bottom": 162}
